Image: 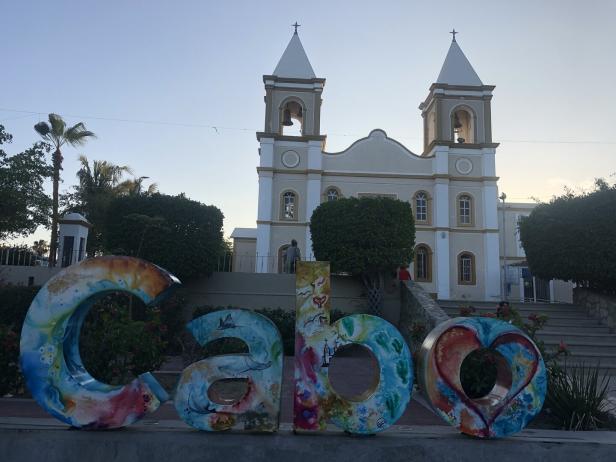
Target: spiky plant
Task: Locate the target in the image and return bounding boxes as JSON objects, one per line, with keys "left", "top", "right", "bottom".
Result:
{"left": 546, "top": 362, "right": 614, "bottom": 430}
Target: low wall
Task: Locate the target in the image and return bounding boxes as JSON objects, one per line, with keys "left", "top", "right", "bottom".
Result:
{"left": 574, "top": 288, "right": 616, "bottom": 333}
{"left": 2, "top": 419, "right": 615, "bottom": 462}
{"left": 399, "top": 281, "right": 450, "bottom": 355}
{"left": 0, "top": 266, "right": 61, "bottom": 287}
{"left": 182, "top": 272, "right": 401, "bottom": 324}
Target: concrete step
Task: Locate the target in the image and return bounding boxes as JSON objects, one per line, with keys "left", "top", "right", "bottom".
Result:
{"left": 441, "top": 306, "right": 590, "bottom": 319}
{"left": 542, "top": 318, "right": 603, "bottom": 328}
{"left": 438, "top": 300, "right": 577, "bottom": 310}
{"left": 553, "top": 352, "right": 616, "bottom": 366}
{"left": 542, "top": 342, "right": 616, "bottom": 355}
{"left": 538, "top": 332, "right": 616, "bottom": 344}
{"left": 542, "top": 324, "right": 611, "bottom": 334}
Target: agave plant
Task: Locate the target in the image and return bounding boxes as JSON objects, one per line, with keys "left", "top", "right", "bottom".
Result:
{"left": 546, "top": 362, "right": 614, "bottom": 430}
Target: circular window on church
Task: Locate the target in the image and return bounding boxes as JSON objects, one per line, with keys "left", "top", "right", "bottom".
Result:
{"left": 282, "top": 150, "right": 300, "bottom": 168}
{"left": 455, "top": 158, "right": 473, "bottom": 175}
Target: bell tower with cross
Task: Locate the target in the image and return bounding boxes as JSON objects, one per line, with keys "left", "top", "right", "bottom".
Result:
{"left": 255, "top": 25, "right": 326, "bottom": 271}
{"left": 418, "top": 30, "right": 501, "bottom": 301}
{"left": 419, "top": 29, "right": 497, "bottom": 153}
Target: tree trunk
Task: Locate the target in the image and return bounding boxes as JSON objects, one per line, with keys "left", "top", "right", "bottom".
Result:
{"left": 49, "top": 148, "right": 63, "bottom": 267}
{"left": 361, "top": 271, "right": 385, "bottom": 316}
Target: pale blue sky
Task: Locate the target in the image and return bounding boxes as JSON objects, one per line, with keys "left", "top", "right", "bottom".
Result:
{"left": 2, "top": 0, "right": 615, "bottom": 241}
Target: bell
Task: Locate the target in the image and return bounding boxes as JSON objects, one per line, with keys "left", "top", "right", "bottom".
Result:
{"left": 297, "top": 107, "right": 303, "bottom": 118}
{"left": 282, "top": 109, "right": 293, "bottom": 126}
{"left": 453, "top": 114, "right": 462, "bottom": 129}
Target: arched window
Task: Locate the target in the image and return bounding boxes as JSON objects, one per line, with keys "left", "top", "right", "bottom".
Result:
{"left": 280, "top": 99, "right": 304, "bottom": 137}
{"left": 457, "top": 194, "right": 473, "bottom": 226}
{"left": 452, "top": 107, "right": 475, "bottom": 144}
{"left": 458, "top": 252, "right": 476, "bottom": 285}
{"left": 414, "top": 245, "right": 432, "bottom": 282}
{"left": 414, "top": 191, "right": 429, "bottom": 223}
{"left": 326, "top": 187, "right": 340, "bottom": 202}
{"left": 281, "top": 191, "right": 297, "bottom": 220}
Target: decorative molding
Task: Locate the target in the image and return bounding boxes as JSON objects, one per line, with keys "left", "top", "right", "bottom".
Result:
{"left": 455, "top": 158, "right": 473, "bottom": 175}
{"left": 281, "top": 150, "right": 300, "bottom": 168}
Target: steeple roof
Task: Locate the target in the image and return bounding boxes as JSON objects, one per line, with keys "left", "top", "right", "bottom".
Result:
{"left": 436, "top": 40, "right": 483, "bottom": 86}
{"left": 273, "top": 32, "right": 316, "bottom": 79}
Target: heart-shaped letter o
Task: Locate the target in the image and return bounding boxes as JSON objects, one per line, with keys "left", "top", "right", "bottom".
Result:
{"left": 417, "top": 317, "right": 547, "bottom": 438}
{"left": 20, "top": 256, "right": 180, "bottom": 429}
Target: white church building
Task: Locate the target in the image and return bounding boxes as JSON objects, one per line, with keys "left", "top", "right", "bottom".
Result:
{"left": 231, "top": 30, "right": 572, "bottom": 303}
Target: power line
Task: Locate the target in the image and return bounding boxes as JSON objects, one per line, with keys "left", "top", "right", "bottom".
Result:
{"left": 1, "top": 107, "right": 615, "bottom": 145}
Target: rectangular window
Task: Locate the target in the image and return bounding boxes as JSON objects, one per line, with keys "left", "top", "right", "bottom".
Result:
{"left": 459, "top": 198, "right": 471, "bottom": 225}
{"left": 62, "top": 236, "right": 74, "bottom": 268}
{"left": 79, "top": 237, "right": 85, "bottom": 261}
{"left": 417, "top": 253, "right": 427, "bottom": 280}
{"left": 460, "top": 256, "right": 473, "bottom": 283}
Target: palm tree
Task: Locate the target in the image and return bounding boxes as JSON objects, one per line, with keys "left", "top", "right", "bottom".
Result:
{"left": 118, "top": 176, "right": 159, "bottom": 196}
{"left": 76, "top": 155, "right": 132, "bottom": 196}
{"left": 34, "top": 114, "right": 95, "bottom": 266}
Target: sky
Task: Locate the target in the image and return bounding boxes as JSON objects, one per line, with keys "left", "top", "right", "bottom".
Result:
{"left": 2, "top": 0, "right": 615, "bottom": 244}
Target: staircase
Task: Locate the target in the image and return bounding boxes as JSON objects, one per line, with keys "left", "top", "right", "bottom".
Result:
{"left": 438, "top": 300, "right": 616, "bottom": 376}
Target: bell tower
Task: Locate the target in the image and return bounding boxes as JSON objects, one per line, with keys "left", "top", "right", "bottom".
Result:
{"left": 419, "top": 32, "right": 497, "bottom": 154}
{"left": 255, "top": 27, "right": 326, "bottom": 272}
{"left": 418, "top": 32, "right": 501, "bottom": 301}
{"left": 259, "top": 28, "right": 325, "bottom": 138}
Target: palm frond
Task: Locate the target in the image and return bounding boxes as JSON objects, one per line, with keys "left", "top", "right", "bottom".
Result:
{"left": 64, "top": 122, "right": 96, "bottom": 146}
{"left": 147, "top": 183, "right": 159, "bottom": 195}
{"left": 34, "top": 121, "right": 51, "bottom": 140}
{"left": 48, "top": 114, "right": 66, "bottom": 139}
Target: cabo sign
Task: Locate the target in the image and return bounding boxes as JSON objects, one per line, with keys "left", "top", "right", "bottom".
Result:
{"left": 19, "top": 257, "right": 546, "bottom": 438}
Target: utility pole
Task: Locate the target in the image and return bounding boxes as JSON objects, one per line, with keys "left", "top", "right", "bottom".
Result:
{"left": 499, "top": 192, "right": 507, "bottom": 301}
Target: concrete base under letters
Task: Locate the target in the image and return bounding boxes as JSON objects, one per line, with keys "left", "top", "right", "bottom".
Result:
{"left": 1, "top": 418, "right": 615, "bottom": 462}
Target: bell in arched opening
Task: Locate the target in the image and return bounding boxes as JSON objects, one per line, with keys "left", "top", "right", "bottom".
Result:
{"left": 281, "top": 101, "right": 304, "bottom": 135}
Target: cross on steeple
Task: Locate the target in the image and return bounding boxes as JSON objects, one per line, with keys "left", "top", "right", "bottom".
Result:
{"left": 292, "top": 22, "right": 301, "bottom": 34}
{"left": 450, "top": 28, "right": 458, "bottom": 42}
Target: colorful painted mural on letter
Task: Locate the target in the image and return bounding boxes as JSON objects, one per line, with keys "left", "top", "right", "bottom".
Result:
{"left": 418, "top": 316, "right": 547, "bottom": 438}
{"left": 174, "top": 309, "right": 283, "bottom": 431}
{"left": 293, "top": 261, "right": 413, "bottom": 434}
{"left": 19, "top": 256, "right": 180, "bottom": 429}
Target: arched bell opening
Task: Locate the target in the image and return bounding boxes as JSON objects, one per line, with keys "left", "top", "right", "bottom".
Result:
{"left": 452, "top": 108, "right": 475, "bottom": 144}
{"left": 280, "top": 100, "right": 304, "bottom": 136}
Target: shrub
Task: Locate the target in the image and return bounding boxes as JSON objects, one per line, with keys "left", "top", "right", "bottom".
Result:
{"left": 103, "top": 193, "right": 225, "bottom": 282}
{"left": 0, "top": 325, "right": 22, "bottom": 396}
{"left": 310, "top": 196, "right": 415, "bottom": 313}
{"left": 546, "top": 362, "right": 614, "bottom": 430}
{"left": 79, "top": 294, "right": 167, "bottom": 385}
{"left": 0, "top": 285, "right": 39, "bottom": 328}
{"left": 518, "top": 180, "right": 616, "bottom": 292}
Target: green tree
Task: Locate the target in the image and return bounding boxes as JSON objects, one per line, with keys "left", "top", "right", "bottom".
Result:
{"left": 0, "top": 125, "right": 52, "bottom": 240}
{"left": 34, "top": 114, "right": 95, "bottom": 266}
{"left": 310, "top": 197, "right": 415, "bottom": 313}
{"left": 519, "top": 179, "right": 616, "bottom": 291}
{"left": 64, "top": 155, "right": 132, "bottom": 255}
{"left": 103, "top": 193, "right": 224, "bottom": 281}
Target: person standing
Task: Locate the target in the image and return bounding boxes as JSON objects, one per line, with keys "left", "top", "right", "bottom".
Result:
{"left": 285, "top": 239, "right": 301, "bottom": 274}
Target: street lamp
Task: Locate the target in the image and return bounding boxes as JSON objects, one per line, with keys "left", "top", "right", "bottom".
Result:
{"left": 499, "top": 192, "right": 507, "bottom": 301}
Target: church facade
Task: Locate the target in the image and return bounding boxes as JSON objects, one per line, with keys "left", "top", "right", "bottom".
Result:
{"left": 231, "top": 31, "right": 570, "bottom": 303}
